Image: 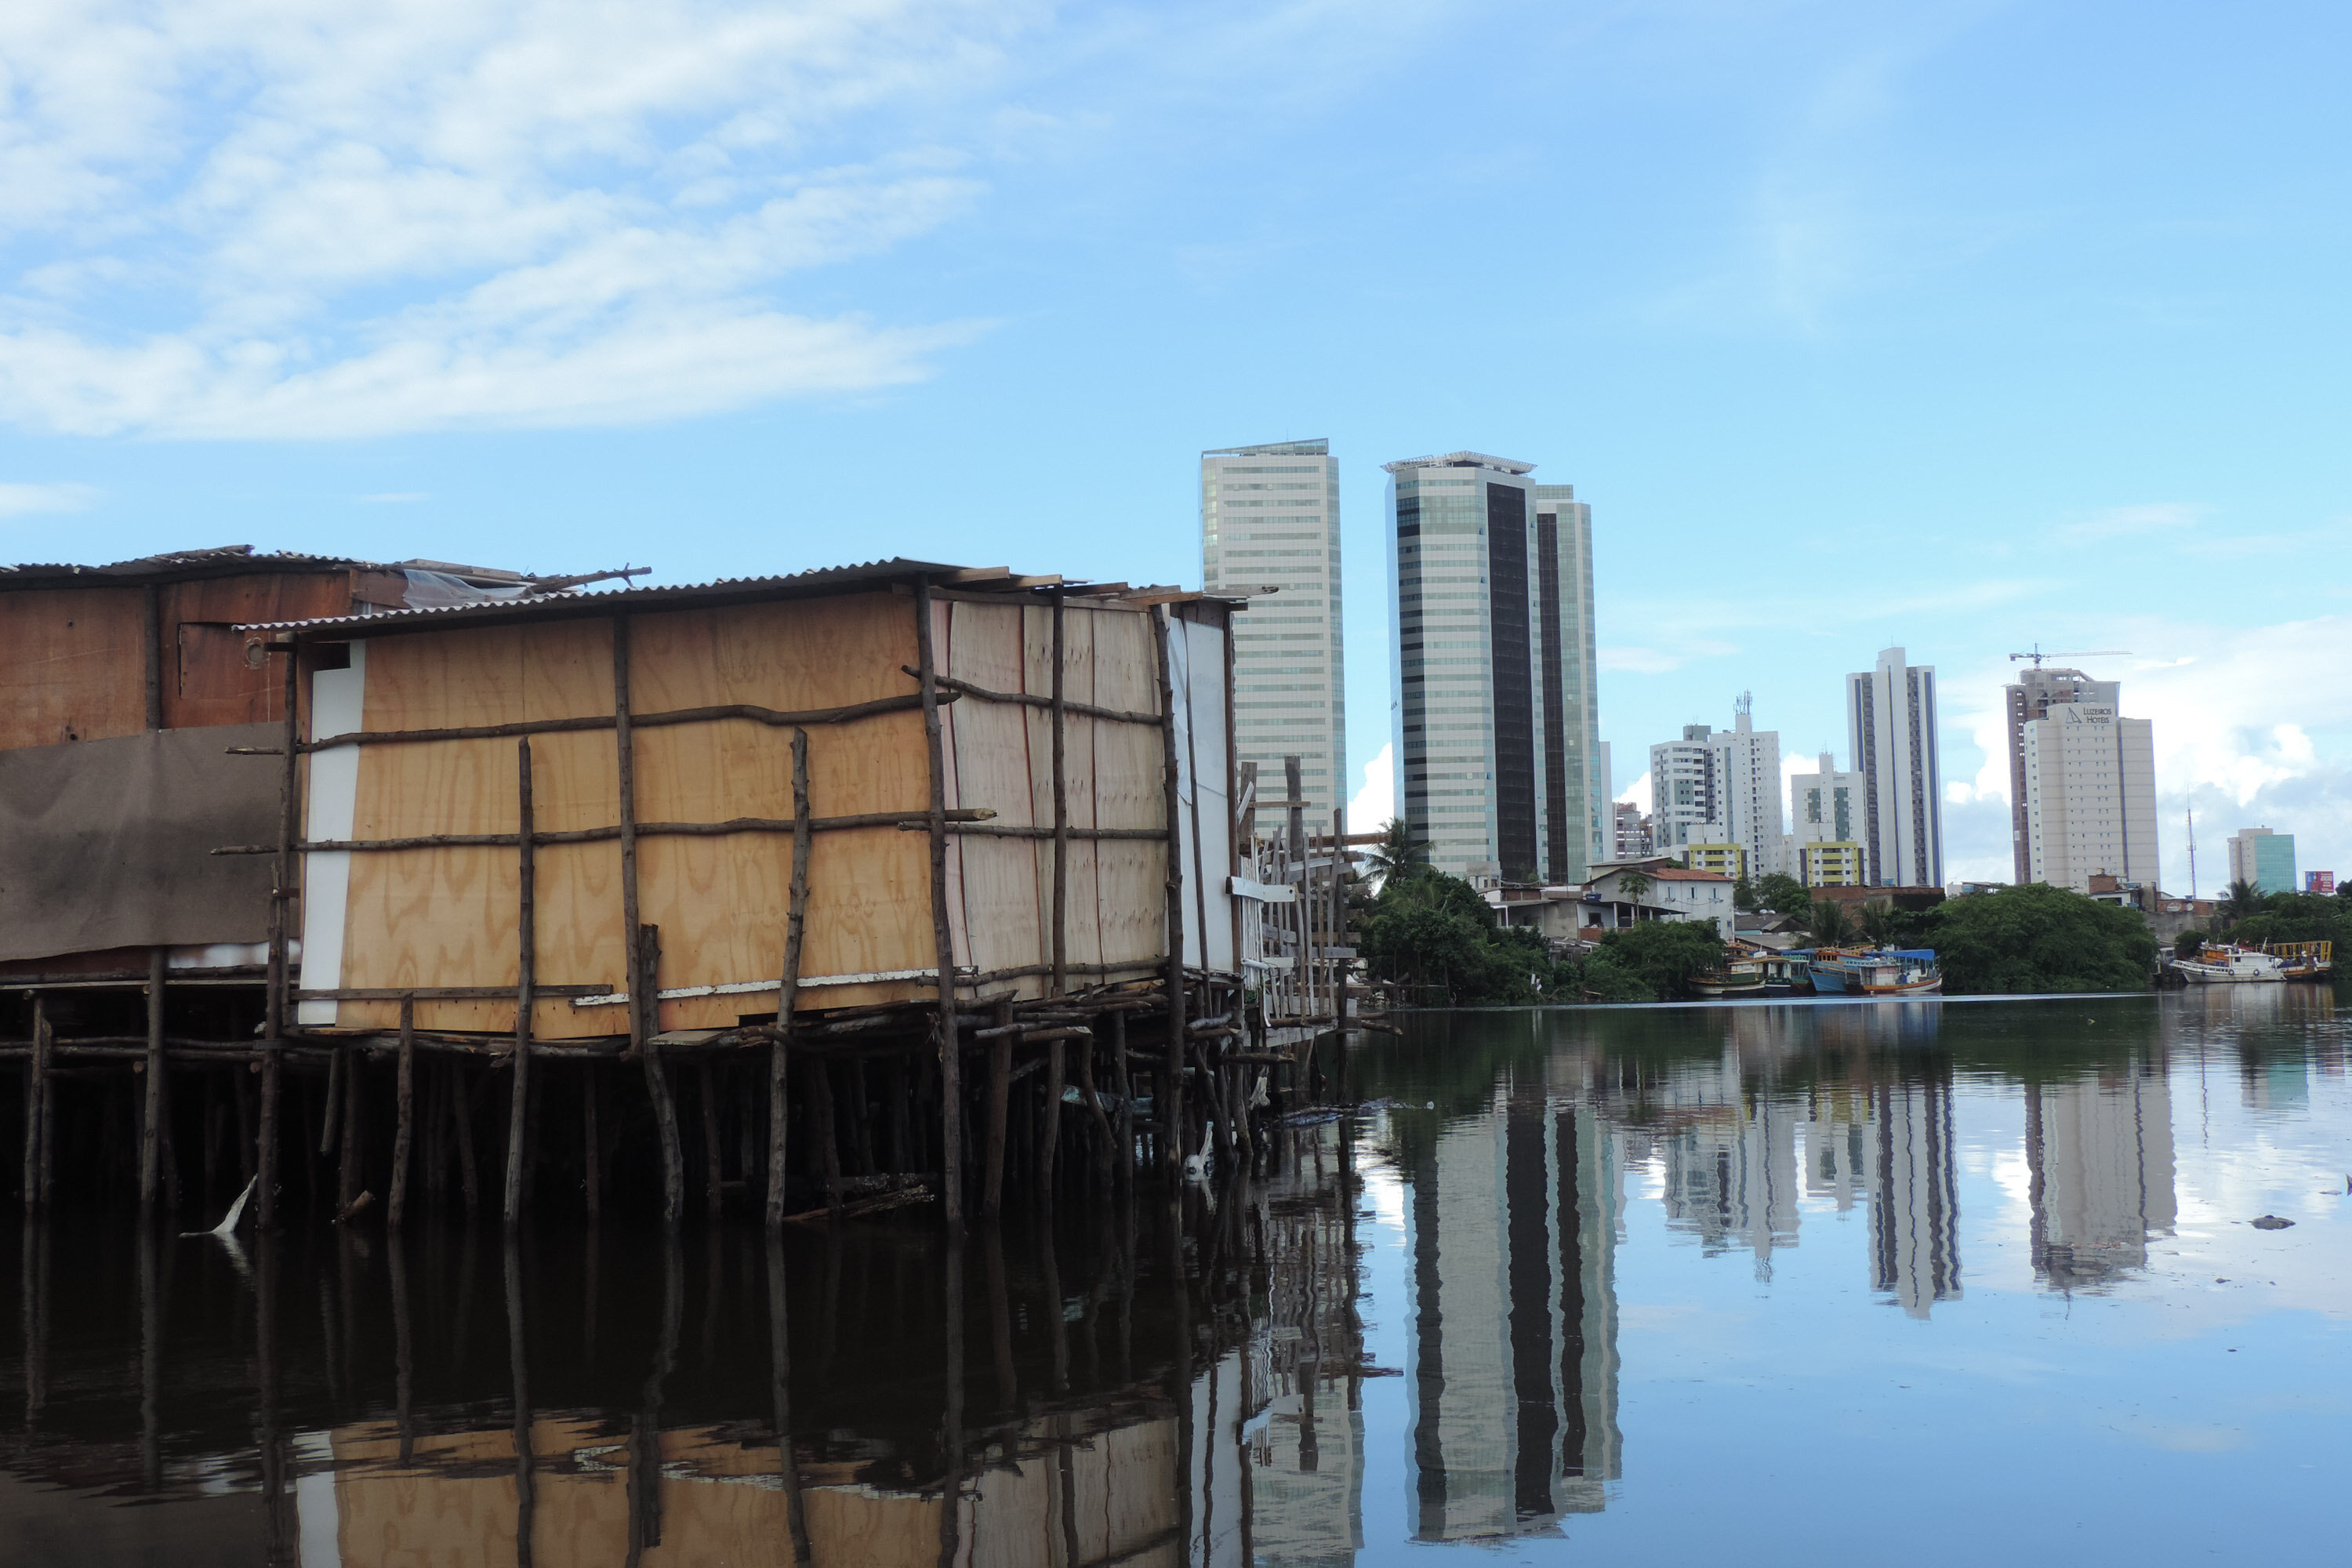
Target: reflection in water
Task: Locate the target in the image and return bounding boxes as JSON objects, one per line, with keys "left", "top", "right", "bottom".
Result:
{"left": 4, "top": 989, "right": 2347, "bottom": 1566}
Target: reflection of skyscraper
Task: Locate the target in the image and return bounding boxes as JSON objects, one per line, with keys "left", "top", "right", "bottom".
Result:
{"left": 1659, "top": 1098, "right": 1800, "bottom": 1280}
{"left": 1406, "top": 1094, "right": 1621, "bottom": 1542}
{"left": 2025, "top": 1062, "right": 2176, "bottom": 1289}
{"left": 1870, "top": 1074, "right": 1962, "bottom": 1318}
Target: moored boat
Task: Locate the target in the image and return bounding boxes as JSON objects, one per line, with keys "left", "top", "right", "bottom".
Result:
{"left": 1811, "top": 947, "right": 1942, "bottom": 996}
{"left": 1690, "top": 964, "right": 1766, "bottom": 998}
{"left": 2172, "top": 944, "right": 2288, "bottom": 984}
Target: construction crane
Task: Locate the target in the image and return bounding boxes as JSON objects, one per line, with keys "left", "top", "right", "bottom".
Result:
{"left": 2008, "top": 644, "right": 2131, "bottom": 666}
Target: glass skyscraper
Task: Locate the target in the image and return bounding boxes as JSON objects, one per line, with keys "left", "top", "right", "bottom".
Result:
{"left": 1388, "top": 452, "right": 1603, "bottom": 883}
{"left": 1202, "top": 439, "right": 1345, "bottom": 820}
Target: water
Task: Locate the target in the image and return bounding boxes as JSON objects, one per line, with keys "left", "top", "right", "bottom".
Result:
{"left": 5, "top": 989, "right": 2347, "bottom": 1565}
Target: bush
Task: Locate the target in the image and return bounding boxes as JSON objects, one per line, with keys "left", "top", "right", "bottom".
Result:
{"left": 1913, "top": 883, "right": 2156, "bottom": 995}
{"left": 1358, "top": 869, "right": 1563, "bottom": 1004}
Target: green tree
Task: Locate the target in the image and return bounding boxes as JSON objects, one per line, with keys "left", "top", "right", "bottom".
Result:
{"left": 1913, "top": 883, "right": 2156, "bottom": 995}
{"left": 1617, "top": 870, "right": 1652, "bottom": 906}
{"left": 1807, "top": 898, "right": 1855, "bottom": 947}
{"left": 1358, "top": 867, "right": 1561, "bottom": 1004}
{"left": 1733, "top": 876, "right": 1758, "bottom": 913}
{"left": 1594, "top": 920, "right": 1725, "bottom": 1000}
{"left": 1359, "top": 816, "right": 1427, "bottom": 890}
{"left": 1563, "top": 948, "right": 1655, "bottom": 1002}
{"left": 2225, "top": 891, "right": 2351, "bottom": 949}
{"left": 1858, "top": 904, "right": 1903, "bottom": 947}
{"left": 2216, "top": 879, "right": 2266, "bottom": 926}
{"left": 2172, "top": 928, "right": 2209, "bottom": 957}
{"left": 1755, "top": 872, "right": 1810, "bottom": 915}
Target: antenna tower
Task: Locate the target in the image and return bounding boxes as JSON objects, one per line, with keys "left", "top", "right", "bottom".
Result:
{"left": 2186, "top": 806, "right": 2197, "bottom": 899}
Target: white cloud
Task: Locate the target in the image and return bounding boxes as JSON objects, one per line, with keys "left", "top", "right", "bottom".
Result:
{"left": 1347, "top": 742, "right": 1393, "bottom": 830}
{"left": 1617, "top": 769, "right": 1652, "bottom": 813}
{"left": 0, "top": 2, "right": 1026, "bottom": 437}
{"left": 0, "top": 481, "right": 98, "bottom": 516}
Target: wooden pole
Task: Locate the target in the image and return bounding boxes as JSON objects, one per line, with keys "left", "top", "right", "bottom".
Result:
{"left": 504, "top": 739, "right": 536, "bottom": 1229}
{"left": 982, "top": 1000, "right": 1011, "bottom": 1222}
{"left": 319, "top": 1044, "right": 343, "bottom": 1157}
{"left": 613, "top": 616, "right": 645, "bottom": 1054}
{"left": 581, "top": 1069, "right": 601, "bottom": 1224}
{"left": 23, "top": 996, "right": 48, "bottom": 1217}
{"left": 388, "top": 997, "right": 415, "bottom": 1229}
{"left": 450, "top": 1060, "right": 480, "bottom": 1215}
{"left": 1111, "top": 1009, "right": 1134, "bottom": 1183}
{"left": 1077, "top": 1029, "right": 1114, "bottom": 1178}
{"left": 767, "top": 730, "right": 811, "bottom": 1232}
{"left": 1038, "top": 1035, "right": 1065, "bottom": 1198}
{"left": 639, "top": 924, "right": 684, "bottom": 1228}
{"left": 805, "top": 1057, "right": 843, "bottom": 1216}
{"left": 338, "top": 1041, "right": 363, "bottom": 1214}
{"left": 140, "top": 948, "right": 165, "bottom": 1207}
{"left": 916, "top": 579, "right": 965, "bottom": 1232}
{"left": 258, "top": 644, "right": 299, "bottom": 1232}
{"left": 1051, "top": 592, "right": 1069, "bottom": 998}
{"left": 1152, "top": 609, "right": 1189, "bottom": 1181}
{"left": 699, "top": 1061, "right": 723, "bottom": 1222}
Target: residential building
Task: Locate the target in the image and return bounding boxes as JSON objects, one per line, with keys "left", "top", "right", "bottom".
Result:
{"left": 1684, "top": 842, "right": 1747, "bottom": 882}
{"left": 1388, "top": 451, "right": 1602, "bottom": 880}
{"left": 2020, "top": 681, "right": 2158, "bottom": 892}
{"left": 1203, "top": 439, "right": 1345, "bottom": 818}
{"left": 1710, "top": 698, "right": 1784, "bottom": 880}
{"left": 1647, "top": 725, "right": 1718, "bottom": 857}
{"left": 1846, "top": 647, "right": 1944, "bottom": 888}
{"left": 1789, "top": 751, "right": 1861, "bottom": 852}
{"left": 2227, "top": 827, "right": 2297, "bottom": 895}
{"left": 1611, "top": 800, "right": 1651, "bottom": 859}
{"left": 2004, "top": 666, "right": 2119, "bottom": 884}
{"left": 1797, "top": 841, "right": 1864, "bottom": 887}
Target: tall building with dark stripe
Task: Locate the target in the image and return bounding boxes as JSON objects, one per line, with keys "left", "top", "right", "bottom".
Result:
{"left": 1387, "top": 452, "right": 1602, "bottom": 882}
{"left": 1406, "top": 1091, "right": 1621, "bottom": 1541}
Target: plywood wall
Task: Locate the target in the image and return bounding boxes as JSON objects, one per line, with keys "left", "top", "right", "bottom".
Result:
{"left": 318, "top": 590, "right": 1222, "bottom": 1036}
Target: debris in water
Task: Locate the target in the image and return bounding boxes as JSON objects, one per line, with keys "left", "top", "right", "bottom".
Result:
{"left": 2250, "top": 1214, "right": 2294, "bottom": 1230}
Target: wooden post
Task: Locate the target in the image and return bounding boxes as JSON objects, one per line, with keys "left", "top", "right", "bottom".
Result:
{"left": 982, "top": 1000, "right": 1012, "bottom": 1221}
{"left": 504, "top": 738, "right": 536, "bottom": 1229}
{"left": 638, "top": 924, "right": 684, "bottom": 1228}
{"left": 581, "top": 1069, "right": 603, "bottom": 1223}
{"left": 450, "top": 1061, "right": 480, "bottom": 1216}
{"left": 1077, "top": 1030, "right": 1115, "bottom": 1177}
{"left": 23, "top": 997, "right": 49, "bottom": 1217}
{"left": 613, "top": 616, "right": 646, "bottom": 1054}
{"left": 1051, "top": 592, "right": 1069, "bottom": 997}
{"left": 389, "top": 997, "right": 416, "bottom": 1229}
{"left": 258, "top": 643, "right": 299, "bottom": 1232}
{"left": 768, "top": 730, "right": 811, "bottom": 1232}
{"left": 320, "top": 1046, "right": 343, "bottom": 1158}
{"left": 915, "top": 579, "right": 965, "bottom": 1232}
{"left": 1038, "top": 1035, "right": 1065, "bottom": 1198}
{"left": 699, "top": 1061, "right": 723, "bottom": 1223}
{"left": 141, "top": 949, "right": 166, "bottom": 1207}
{"left": 1152, "top": 609, "right": 1189, "bottom": 1180}
{"left": 804, "top": 1057, "right": 843, "bottom": 1215}
{"left": 338, "top": 1042, "right": 364, "bottom": 1214}
{"left": 1111, "top": 1009, "right": 1134, "bottom": 1182}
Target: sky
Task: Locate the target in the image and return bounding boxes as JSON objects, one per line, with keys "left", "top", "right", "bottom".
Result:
{"left": 2, "top": 0, "right": 2347, "bottom": 891}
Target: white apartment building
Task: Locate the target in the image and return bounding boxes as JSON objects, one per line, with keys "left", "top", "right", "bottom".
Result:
{"left": 2005, "top": 666, "right": 2119, "bottom": 884}
{"left": 2020, "top": 696, "right": 2158, "bottom": 891}
{"left": 1388, "top": 452, "right": 1602, "bottom": 881}
{"left": 1708, "top": 699, "right": 1783, "bottom": 880}
{"left": 1648, "top": 725, "right": 1718, "bottom": 858}
{"left": 1203, "top": 439, "right": 1345, "bottom": 818}
{"left": 1847, "top": 647, "right": 1944, "bottom": 887}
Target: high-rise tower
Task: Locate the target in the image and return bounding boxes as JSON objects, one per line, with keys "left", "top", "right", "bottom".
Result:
{"left": 1203, "top": 440, "right": 1345, "bottom": 818}
{"left": 1388, "top": 452, "right": 1602, "bottom": 881}
{"left": 1846, "top": 647, "right": 1943, "bottom": 888}
{"left": 2004, "top": 666, "right": 2120, "bottom": 884}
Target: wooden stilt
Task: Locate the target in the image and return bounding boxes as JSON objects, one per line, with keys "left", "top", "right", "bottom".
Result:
{"left": 141, "top": 949, "right": 165, "bottom": 1208}
{"left": 1076, "top": 1029, "right": 1115, "bottom": 1177}
{"left": 581, "top": 1067, "right": 601, "bottom": 1224}
{"left": 504, "top": 739, "right": 536, "bottom": 1229}
{"left": 768, "top": 728, "right": 811, "bottom": 1232}
{"left": 1051, "top": 592, "right": 1069, "bottom": 998}
{"left": 24, "top": 997, "right": 49, "bottom": 1216}
{"left": 320, "top": 1045, "right": 343, "bottom": 1158}
{"left": 338, "top": 1043, "right": 364, "bottom": 1214}
{"left": 982, "top": 1000, "right": 1011, "bottom": 1223}
{"left": 804, "top": 1057, "right": 842, "bottom": 1216}
{"left": 389, "top": 997, "right": 416, "bottom": 1230}
{"left": 638, "top": 924, "right": 684, "bottom": 1229}
{"left": 699, "top": 1060, "right": 723, "bottom": 1222}
{"left": 450, "top": 1059, "right": 480, "bottom": 1215}
{"left": 1038, "top": 1036, "right": 1065, "bottom": 1198}
{"left": 1111, "top": 1010, "right": 1134, "bottom": 1183}
{"left": 915, "top": 579, "right": 965, "bottom": 1232}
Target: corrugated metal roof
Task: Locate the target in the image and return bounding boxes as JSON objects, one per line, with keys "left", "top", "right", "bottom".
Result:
{"left": 236, "top": 557, "right": 1036, "bottom": 637}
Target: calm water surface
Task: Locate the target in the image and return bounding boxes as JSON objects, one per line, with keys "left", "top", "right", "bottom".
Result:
{"left": 5, "top": 989, "right": 2347, "bottom": 1565}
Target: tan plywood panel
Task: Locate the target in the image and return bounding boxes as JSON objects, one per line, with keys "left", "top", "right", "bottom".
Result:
{"left": 0, "top": 586, "right": 148, "bottom": 748}
{"left": 943, "top": 599, "right": 1043, "bottom": 989}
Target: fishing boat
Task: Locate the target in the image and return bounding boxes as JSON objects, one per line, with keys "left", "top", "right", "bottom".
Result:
{"left": 1690, "top": 960, "right": 1766, "bottom": 998}
{"left": 2172, "top": 944, "right": 2287, "bottom": 984}
{"left": 1810, "top": 947, "right": 1943, "bottom": 996}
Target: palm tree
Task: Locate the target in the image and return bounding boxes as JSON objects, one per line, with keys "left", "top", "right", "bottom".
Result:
{"left": 1808, "top": 898, "right": 1854, "bottom": 947}
{"left": 1858, "top": 904, "right": 1901, "bottom": 947}
{"left": 2216, "top": 879, "right": 2264, "bottom": 927}
{"left": 1359, "top": 817, "right": 1426, "bottom": 891}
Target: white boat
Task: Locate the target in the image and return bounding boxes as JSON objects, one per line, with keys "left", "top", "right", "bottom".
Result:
{"left": 2172, "top": 945, "right": 2287, "bottom": 984}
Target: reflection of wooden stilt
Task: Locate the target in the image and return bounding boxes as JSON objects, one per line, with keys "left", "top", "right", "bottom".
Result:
{"left": 20, "top": 1221, "right": 46, "bottom": 1430}
{"left": 936, "top": 1235, "right": 966, "bottom": 1568}
{"left": 626, "top": 1240, "right": 681, "bottom": 1566}
{"left": 390, "top": 1234, "right": 415, "bottom": 1468}
{"left": 581, "top": 1068, "right": 601, "bottom": 1224}
{"left": 804, "top": 1058, "right": 841, "bottom": 1216}
{"left": 764, "top": 1236, "right": 813, "bottom": 1566}
{"left": 450, "top": 1060, "right": 480, "bottom": 1216}
{"left": 506, "top": 1241, "right": 535, "bottom": 1568}
{"left": 139, "top": 1223, "right": 161, "bottom": 1489}
{"left": 983, "top": 1228, "right": 1017, "bottom": 1413}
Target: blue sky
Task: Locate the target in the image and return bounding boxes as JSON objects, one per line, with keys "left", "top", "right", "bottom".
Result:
{"left": 3, "top": 0, "right": 2347, "bottom": 888}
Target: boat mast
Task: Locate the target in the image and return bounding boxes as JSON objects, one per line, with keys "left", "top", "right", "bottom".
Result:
{"left": 2186, "top": 805, "right": 2197, "bottom": 899}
